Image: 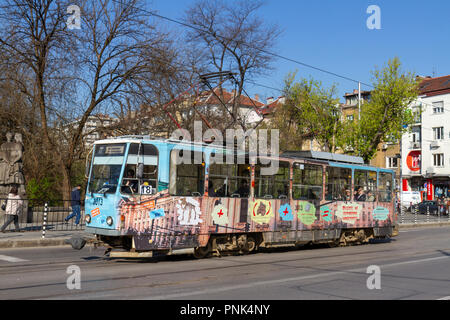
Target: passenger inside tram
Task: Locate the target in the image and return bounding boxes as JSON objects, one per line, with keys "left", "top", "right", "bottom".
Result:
{"left": 208, "top": 181, "right": 216, "bottom": 197}
{"left": 234, "top": 179, "right": 250, "bottom": 198}
{"left": 366, "top": 190, "right": 375, "bottom": 202}
{"left": 355, "top": 187, "right": 367, "bottom": 201}
{"left": 121, "top": 168, "right": 139, "bottom": 194}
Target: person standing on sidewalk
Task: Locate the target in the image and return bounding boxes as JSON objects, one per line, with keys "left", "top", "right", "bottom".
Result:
{"left": 64, "top": 185, "right": 82, "bottom": 225}
{"left": 0, "top": 186, "right": 23, "bottom": 233}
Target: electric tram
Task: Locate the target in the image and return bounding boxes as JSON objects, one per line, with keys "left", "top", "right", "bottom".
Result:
{"left": 84, "top": 136, "right": 397, "bottom": 258}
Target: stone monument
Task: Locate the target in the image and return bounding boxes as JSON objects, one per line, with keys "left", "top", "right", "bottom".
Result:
{"left": 0, "top": 132, "right": 26, "bottom": 199}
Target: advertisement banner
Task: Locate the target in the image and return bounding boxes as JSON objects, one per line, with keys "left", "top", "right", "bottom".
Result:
{"left": 427, "top": 179, "right": 433, "bottom": 200}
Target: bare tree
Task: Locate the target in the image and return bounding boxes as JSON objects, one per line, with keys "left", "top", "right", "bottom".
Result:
{"left": 184, "top": 0, "right": 282, "bottom": 131}
{"left": 0, "top": 0, "right": 183, "bottom": 200}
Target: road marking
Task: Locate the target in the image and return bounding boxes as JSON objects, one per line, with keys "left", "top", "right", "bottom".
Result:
{"left": 0, "top": 255, "right": 29, "bottom": 263}
{"left": 437, "top": 296, "right": 450, "bottom": 300}
{"left": 144, "top": 255, "right": 450, "bottom": 299}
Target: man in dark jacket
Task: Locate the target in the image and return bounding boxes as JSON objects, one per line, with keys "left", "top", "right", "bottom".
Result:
{"left": 355, "top": 187, "right": 367, "bottom": 202}
{"left": 65, "top": 185, "right": 82, "bottom": 225}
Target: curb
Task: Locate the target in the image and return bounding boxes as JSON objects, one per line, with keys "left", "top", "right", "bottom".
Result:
{"left": 0, "top": 238, "right": 71, "bottom": 249}
{"left": 399, "top": 222, "right": 450, "bottom": 229}
{"left": 0, "top": 234, "right": 97, "bottom": 249}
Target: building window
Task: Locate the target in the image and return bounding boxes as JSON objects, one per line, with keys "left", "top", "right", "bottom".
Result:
{"left": 412, "top": 108, "right": 421, "bottom": 123}
{"left": 433, "top": 153, "right": 444, "bottom": 167}
{"left": 386, "top": 157, "right": 398, "bottom": 168}
{"left": 432, "top": 101, "right": 444, "bottom": 114}
{"left": 346, "top": 115, "right": 354, "bottom": 121}
{"left": 433, "top": 127, "right": 444, "bottom": 140}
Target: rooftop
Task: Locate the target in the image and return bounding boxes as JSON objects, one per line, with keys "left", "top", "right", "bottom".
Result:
{"left": 418, "top": 75, "right": 450, "bottom": 97}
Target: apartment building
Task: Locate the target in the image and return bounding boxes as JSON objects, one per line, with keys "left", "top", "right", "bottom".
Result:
{"left": 401, "top": 75, "right": 450, "bottom": 200}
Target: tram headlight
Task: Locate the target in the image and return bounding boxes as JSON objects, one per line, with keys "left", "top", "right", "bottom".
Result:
{"left": 106, "top": 216, "right": 113, "bottom": 226}
{"left": 85, "top": 214, "right": 91, "bottom": 224}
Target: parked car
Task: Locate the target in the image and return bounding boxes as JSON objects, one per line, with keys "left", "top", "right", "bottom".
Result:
{"left": 412, "top": 200, "right": 440, "bottom": 215}
{"left": 401, "top": 191, "right": 422, "bottom": 211}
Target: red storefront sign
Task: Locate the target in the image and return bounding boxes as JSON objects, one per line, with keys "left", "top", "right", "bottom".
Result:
{"left": 427, "top": 179, "right": 433, "bottom": 200}
{"left": 406, "top": 151, "right": 421, "bottom": 172}
{"left": 402, "top": 179, "right": 408, "bottom": 192}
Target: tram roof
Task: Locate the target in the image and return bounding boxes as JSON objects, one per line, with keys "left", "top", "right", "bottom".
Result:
{"left": 281, "top": 150, "right": 365, "bottom": 164}
{"left": 93, "top": 136, "right": 393, "bottom": 172}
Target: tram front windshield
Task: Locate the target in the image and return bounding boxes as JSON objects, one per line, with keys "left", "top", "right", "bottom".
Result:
{"left": 88, "top": 144, "right": 126, "bottom": 194}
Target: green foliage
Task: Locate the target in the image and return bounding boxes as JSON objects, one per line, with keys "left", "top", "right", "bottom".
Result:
{"left": 270, "top": 72, "right": 344, "bottom": 152}
{"left": 71, "top": 160, "right": 87, "bottom": 189}
{"left": 26, "top": 177, "right": 61, "bottom": 206}
{"left": 344, "top": 57, "right": 419, "bottom": 161}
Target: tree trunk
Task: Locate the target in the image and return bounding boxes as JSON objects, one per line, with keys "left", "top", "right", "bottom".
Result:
{"left": 61, "top": 165, "right": 72, "bottom": 207}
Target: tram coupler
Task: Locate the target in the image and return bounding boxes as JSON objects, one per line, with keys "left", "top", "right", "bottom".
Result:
{"left": 65, "top": 236, "right": 87, "bottom": 250}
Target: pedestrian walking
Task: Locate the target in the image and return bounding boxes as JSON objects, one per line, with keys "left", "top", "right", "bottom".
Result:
{"left": 64, "top": 185, "right": 82, "bottom": 225}
{"left": 0, "top": 186, "right": 23, "bottom": 233}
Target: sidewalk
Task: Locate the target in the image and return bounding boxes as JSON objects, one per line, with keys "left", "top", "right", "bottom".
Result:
{"left": 1, "top": 221, "right": 450, "bottom": 249}
{"left": 0, "top": 230, "right": 96, "bottom": 249}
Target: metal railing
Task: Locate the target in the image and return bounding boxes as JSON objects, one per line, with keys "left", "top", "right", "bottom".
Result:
{"left": 398, "top": 202, "right": 450, "bottom": 225}
{"left": 0, "top": 198, "right": 85, "bottom": 233}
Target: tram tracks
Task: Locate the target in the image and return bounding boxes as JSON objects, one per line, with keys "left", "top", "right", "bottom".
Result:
{"left": 1, "top": 241, "right": 449, "bottom": 299}
{"left": 15, "top": 247, "right": 450, "bottom": 300}
{"left": 0, "top": 240, "right": 448, "bottom": 277}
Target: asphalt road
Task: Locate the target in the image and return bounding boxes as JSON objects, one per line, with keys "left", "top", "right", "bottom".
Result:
{"left": 0, "top": 226, "right": 450, "bottom": 300}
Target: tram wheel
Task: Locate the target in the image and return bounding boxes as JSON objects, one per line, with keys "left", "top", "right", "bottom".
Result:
{"left": 193, "top": 243, "right": 211, "bottom": 259}
{"left": 328, "top": 239, "right": 340, "bottom": 248}
{"left": 247, "top": 236, "right": 257, "bottom": 253}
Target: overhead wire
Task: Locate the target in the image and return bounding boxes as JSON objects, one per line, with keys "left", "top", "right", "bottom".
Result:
{"left": 110, "top": 0, "right": 450, "bottom": 153}
{"left": 111, "top": 0, "right": 373, "bottom": 88}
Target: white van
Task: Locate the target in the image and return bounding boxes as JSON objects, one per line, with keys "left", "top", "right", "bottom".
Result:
{"left": 401, "top": 191, "right": 422, "bottom": 210}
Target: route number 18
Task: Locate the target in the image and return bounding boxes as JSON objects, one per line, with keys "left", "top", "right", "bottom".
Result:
{"left": 140, "top": 185, "right": 153, "bottom": 195}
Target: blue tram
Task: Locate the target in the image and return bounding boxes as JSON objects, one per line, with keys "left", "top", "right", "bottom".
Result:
{"left": 84, "top": 136, "right": 397, "bottom": 258}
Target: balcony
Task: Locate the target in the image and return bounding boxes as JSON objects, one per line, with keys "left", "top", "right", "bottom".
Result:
{"left": 425, "top": 167, "right": 435, "bottom": 178}
{"left": 409, "top": 142, "right": 421, "bottom": 150}
{"left": 430, "top": 140, "right": 441, "bottom": 149}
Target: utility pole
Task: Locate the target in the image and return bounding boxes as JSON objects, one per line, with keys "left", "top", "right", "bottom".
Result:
{"left": 358, "top": 81, "right": 361, "bottom": 121}
{"left": 399, "top": 127, "right": 403, "bottom": 219}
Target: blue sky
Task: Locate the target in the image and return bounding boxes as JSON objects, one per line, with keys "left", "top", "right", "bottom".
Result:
{"left": 150, "top": 0, "right": 450, "bottom": 103}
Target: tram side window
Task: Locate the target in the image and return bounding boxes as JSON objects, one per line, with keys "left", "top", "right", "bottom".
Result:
{"left": 325, "top": 167, "right": 352, "bottom": 201}
{"left": 378, "top": 172, "right": 393, "bottom": 202}
{"left": 354, "top": 170, "right": 377, "bottom": 202}
{"left": 169, "top": 150, "right": 205, "bottom": 196}
{"left": 292, "top": 164, "right": 323, "bottom": 200}
{"left": 121, "top": 144, "right": 158, "bottom": 195}
{"left": 209, "top": 161, "right": 251, "bottom": 198}
{"left": 254, "top": 160, "right": 290, "bottom": 199}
